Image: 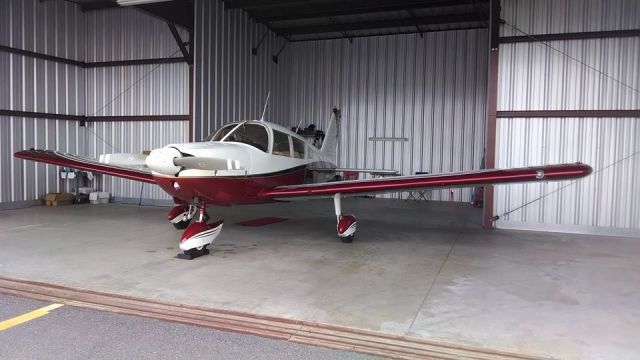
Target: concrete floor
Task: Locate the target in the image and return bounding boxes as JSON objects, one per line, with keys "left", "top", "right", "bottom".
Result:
{"left": 0, "top": 199, "right": 638, "bottom": 359}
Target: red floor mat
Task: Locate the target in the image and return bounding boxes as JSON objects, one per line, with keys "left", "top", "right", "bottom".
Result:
{"left": 237, "top": 217, "right": 288, "bottom": 226}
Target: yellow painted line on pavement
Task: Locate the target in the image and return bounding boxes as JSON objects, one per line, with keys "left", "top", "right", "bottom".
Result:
{"left": 0, "top": 303, "right": 64, "bottom": 331}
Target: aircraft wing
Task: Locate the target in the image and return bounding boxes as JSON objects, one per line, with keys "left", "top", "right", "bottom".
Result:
{"left": 15, "top": 149, "right": 156, "bottom": 184}
{"left": 262, "top": 163, "right": 592, "bottom": 199}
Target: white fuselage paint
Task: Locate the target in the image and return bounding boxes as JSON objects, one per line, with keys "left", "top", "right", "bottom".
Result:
{"left": 147, "top": 120, "right": 336, "bottom": 178}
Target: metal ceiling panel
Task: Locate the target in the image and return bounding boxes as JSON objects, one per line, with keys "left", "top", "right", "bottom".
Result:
{"left": 230, "top": 0, "right": 489, "bottom": 41}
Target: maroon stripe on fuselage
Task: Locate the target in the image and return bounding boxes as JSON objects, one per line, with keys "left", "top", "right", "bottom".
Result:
{"left": 154, "top": 166, "right": 308, "bottom": 206}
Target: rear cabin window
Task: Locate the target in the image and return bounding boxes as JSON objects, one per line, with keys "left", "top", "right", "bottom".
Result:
{"left": 272, "top": 131, "right": 291, "bottom": 157}
{"left": 292, "top": 137, "right": 305, "bottom": 159}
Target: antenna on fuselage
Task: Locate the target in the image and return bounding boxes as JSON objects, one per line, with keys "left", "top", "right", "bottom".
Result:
{"left": 260, "top": 91, "right": 270, "bottom": 121}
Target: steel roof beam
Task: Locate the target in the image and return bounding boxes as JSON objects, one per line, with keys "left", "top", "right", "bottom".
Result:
{"left": 288, "top": 25, "right": 487, "bottom": 42}
{"left": 224, "top": 0, "right": 317, "bottom": 10}
{"left": 500, "top": 29, "right": 640, "bottom": 43}
{"left": 273, "top": 12, "right": 483, "bottom": 36}
{"left": 79, "top": 0, "right": 119, "bottom": 12}
{"left": 252, "top": 0, "right": 484, "bottom": 23}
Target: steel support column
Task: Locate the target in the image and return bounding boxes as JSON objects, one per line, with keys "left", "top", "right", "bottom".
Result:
{"left": 188, "top": 30, "right": 194, "bottom": 142}
{"left": 483, "top": 0, "right": 500, "bottom": 229}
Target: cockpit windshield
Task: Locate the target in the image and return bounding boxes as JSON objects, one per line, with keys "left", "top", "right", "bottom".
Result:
{"left": 205, "top": 122, "right": 269, "bottom": 152}
{"left": 205, "top": 124, "right": 235, "bottom": 142}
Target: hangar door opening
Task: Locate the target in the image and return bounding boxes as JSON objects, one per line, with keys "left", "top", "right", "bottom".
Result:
{"left": 195, "top": 0, "right": 491, "bottom": 210}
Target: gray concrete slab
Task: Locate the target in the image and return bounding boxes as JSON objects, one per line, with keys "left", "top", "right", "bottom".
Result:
{"left": 0, "top": 293, "right": 371, "bottom": 360}
{"left": 0, "top": 199, "right": 638, "bottom": 359}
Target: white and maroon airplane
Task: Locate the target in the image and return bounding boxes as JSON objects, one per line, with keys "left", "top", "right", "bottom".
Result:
{"left": 15, "top": 108, "right": 592, "bottom": 259}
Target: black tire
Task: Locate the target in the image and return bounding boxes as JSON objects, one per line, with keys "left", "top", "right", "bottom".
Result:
{"left": 183, "top": 245, "right": 209, "bottom": 258}
{"left": 341, "top": 234, "right": 354, "bottom": 243}
{"left": 172, "top": 218, "right": 190, "bottom": 229}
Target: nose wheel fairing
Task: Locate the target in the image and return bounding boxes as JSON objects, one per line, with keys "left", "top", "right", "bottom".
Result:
{"left": 176, "top": 220, "right": 223, "bottom": 260}
{"left": 173, "top": 202, "right": 223, "bottom": 260}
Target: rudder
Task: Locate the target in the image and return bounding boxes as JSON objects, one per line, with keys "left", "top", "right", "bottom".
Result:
{"left": 321, "top": 107, "right": 341, "bottom": 161}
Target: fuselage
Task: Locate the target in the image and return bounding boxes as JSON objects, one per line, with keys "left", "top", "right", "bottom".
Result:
{"left": 149, "top": 120, "right": 336, "bottom": 205}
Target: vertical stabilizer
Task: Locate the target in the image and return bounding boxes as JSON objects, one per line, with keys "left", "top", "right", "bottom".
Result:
{"left": 321, "top": 107, "right": 341, "bottom": 161}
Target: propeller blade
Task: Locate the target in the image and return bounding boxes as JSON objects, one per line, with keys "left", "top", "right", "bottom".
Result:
{"left": 173, "top": 157, "right": 244, "bottom": 171}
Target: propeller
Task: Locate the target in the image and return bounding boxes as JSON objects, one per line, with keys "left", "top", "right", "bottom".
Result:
{"left": 173, "top": 157, "right": 244, "bottom": 171}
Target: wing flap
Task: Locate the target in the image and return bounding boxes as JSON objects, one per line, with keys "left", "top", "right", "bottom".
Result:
{"left": 262, "top": 163, "right": 592, "bottom": 199}
{"left": 15, "top": 149, "right": 156, "bottom": 184}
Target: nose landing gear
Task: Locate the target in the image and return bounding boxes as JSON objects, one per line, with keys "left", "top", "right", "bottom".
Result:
{"left": 176, "top": 202, "right": 223, "bottom": 260}
{"left": 334, "top": 194, "right": 357, "bottom": 243}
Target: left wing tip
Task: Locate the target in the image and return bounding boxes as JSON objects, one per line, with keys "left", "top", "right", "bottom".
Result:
{"left": 14, "top": 149, "right": 38, "bottom": 159}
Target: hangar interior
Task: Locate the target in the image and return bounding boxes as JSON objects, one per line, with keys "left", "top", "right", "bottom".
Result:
{"left": 0, "top": 0, "right": 639, "bottom": 359}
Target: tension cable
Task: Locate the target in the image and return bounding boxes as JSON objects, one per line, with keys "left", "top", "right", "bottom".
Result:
{"left": 493, "top": 21, "right": 640, "bottom": 220}
{"left": 494, "top": 149, "right": 640, "bottom": 221}
{"left": 83, "top": 48, "right": 183, "bottom": 153}
{"left": 502, "top": 21, "right": 640, "bottom": 95}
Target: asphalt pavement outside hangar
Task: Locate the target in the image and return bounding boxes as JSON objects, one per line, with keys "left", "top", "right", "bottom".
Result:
{"left": 0, "top": 293, "right": 372, "bottom": 360}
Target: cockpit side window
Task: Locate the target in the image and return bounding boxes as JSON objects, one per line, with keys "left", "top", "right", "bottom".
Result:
{"left": 272, "top": 130, "right": 292, "bottom": 157}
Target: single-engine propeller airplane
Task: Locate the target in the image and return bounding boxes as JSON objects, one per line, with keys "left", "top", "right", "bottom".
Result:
{"left": 15, "top": 108, "right": 592, "bottom": 259}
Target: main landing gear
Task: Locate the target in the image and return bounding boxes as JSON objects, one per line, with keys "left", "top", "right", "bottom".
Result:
{"left": 167, "top": 195, "right": 353, "bottom": 259}
{"left": 168, "top": 201, "right": 223, "bottom": 260}
{"left": 334, "top": 194, "right": 357, "bottom": 243}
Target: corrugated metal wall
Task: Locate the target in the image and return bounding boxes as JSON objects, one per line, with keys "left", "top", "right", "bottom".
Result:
{"left": 496, "top": 0, "right": 640, "bottom": 234}
{"left": 0, "top": 0, "right": 84, "bottom": 204}
{"left": 286, "top": 30, "right": 488, "bottom": 201}
{"left": 193, "top": 0, "right": 291, "bottom": 142}
{"left": 83, "top": 8, "right": 189, "bottom": 201}
{"left": 0, "top": 1, "right": 189, "bottom": 205}
{"left": 194, "top": 1, "right": 488, "bottom": 202}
